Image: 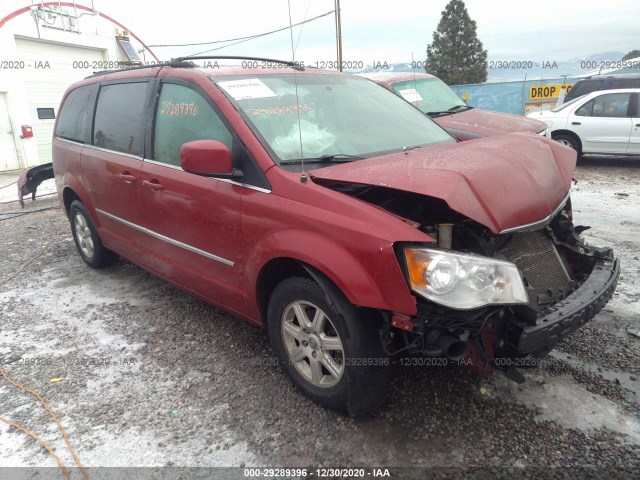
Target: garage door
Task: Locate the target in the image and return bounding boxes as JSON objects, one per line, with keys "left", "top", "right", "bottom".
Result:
{"left": 15, "top": 37, "right": 106, "bottom": 164}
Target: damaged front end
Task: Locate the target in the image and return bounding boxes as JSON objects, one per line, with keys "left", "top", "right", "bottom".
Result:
{"left": 327, "top": 182, "right": 620, "bottom": 383}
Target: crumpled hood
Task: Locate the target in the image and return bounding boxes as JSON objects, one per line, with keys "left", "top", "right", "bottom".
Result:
{"left": 309, "top": 133, "right": 576, "bottom": 234}
{"left": 437, "top": 108, "right": 547, "bottom": 137}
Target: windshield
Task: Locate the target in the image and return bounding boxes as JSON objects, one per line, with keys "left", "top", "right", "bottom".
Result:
{"left": 390, "top": 77, "right": 467, "bottom": 114}
{"left": 212, "top": 73, "right": 454, "bottom": 167}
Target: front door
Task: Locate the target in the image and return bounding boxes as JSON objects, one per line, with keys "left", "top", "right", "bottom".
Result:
{"left": 137, "top": 81, "right": 244, "bottom": 311}
{"left": 570, "top": 92, "right": 632, "bottom": 154}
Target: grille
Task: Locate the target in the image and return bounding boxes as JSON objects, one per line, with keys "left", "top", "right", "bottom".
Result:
{"left": 499, "top": 229, "right": 572, "bottom": 311}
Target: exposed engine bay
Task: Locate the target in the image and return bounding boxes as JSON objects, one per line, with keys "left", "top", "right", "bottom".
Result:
{"left": 321, "top": 181, "right": 618, "bottom": 383}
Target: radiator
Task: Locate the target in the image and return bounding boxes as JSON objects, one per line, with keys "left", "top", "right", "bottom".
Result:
{"left": 499, "top": 229, "right": 572, "bottom": 311}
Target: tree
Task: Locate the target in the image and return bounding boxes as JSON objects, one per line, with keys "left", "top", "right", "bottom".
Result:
{"left": 622, "top": 50, "right": 640, "bottom": 61}
{"left": 425, "top": 0, "right": 487, "bottom": 85}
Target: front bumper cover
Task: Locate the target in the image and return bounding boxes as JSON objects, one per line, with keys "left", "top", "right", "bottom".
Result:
{"left": 517, "top": 256, "right": 620, "bottom": 354}
{"left": 17, "top": 162, "right": 54, "bottom": 208}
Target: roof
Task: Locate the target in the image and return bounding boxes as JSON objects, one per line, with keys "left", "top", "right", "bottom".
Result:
{"left": 73, "top": 63, "right": 351, "bottom": 93}
{"left": 201, "top": 66, "right": 344, "bottom": 77}
{"left": 359, "top": 71, "right": 434, "bottom": 88}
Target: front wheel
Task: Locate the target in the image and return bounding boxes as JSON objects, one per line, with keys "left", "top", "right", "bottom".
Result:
{"left": 267, "top": 277, "right": 391, "bottom": 416}
{"left": 552, "top": 133, "right": 581, "bottom": 155}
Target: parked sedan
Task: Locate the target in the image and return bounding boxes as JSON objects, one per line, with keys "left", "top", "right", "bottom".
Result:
{"left": 528, "top": 88, "right": 640, "bottom": 156}
{"left": 363, "top": 72, "right": 548, "bottom": 140}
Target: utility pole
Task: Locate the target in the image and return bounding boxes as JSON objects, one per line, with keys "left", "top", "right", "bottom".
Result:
{"left": 335, "top": 0, "right": 343, "bottom": 72}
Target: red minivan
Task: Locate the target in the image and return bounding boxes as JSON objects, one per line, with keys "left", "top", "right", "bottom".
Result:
{"left": 53, "top": 58, "right": 619, "bottom": 415}
{"left": 363, "top": 72, "right": 549, "bottom": 141}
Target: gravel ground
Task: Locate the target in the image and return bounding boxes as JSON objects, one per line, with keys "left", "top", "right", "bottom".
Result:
{"left": 0, "top": 156, "right": 639, "bottom": 479}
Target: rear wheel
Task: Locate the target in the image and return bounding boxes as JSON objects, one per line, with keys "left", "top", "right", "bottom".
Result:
{"left": 267, "top": 277, "right": 391, "bottom": 416}
{"left": 69, "top": 200, "right": 117, "bottom": 268}
{"left": 553, "top": 133, "right": 581, "bottom": 156}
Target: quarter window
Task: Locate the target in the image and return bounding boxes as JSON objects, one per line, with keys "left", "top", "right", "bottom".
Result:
{"left": 93, "top": 82, "right": 148, "bottom": 156}
{"left": 153, "top": 83, "right": 232, "bottom": 166}
{"left": 56, "top": 85, "right": 96, "bottom": 143}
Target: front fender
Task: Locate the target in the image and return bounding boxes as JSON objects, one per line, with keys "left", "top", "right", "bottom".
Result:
{"left": 242, "top": 229, "right": 417, "bottom": 323}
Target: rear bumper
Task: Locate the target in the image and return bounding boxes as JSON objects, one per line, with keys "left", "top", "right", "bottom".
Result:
{"left": 517, "top": 256, "right": 620, "bottom": 354}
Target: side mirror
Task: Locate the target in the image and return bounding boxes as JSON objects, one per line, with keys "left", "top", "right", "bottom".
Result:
{"left": 180, "top": 139, "right": 243, "bottom": 180}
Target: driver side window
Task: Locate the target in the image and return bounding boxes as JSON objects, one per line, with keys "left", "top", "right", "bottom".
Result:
{"left": 575, "top": 100, "right": 593, "bottom": 117}
{"left": 153, "top": 83, "right": 233, "bottom": 166}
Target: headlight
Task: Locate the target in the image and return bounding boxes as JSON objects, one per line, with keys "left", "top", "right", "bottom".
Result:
{"left": 537, "top": 127, "right": 550, "bottom": 137}
{"left": 404, "top": 248, "right": 528, "bottom": 309}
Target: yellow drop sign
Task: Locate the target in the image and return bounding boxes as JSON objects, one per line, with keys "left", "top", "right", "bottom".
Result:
{"left": 529, "top": 84, "right": 574, "bottom": 100}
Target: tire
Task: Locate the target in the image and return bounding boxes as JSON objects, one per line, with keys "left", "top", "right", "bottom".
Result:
{"left": 267, "top": 276, "right": 391, "bottom": 416}
{"left": 69, "top": 200, "right": 117, "bottom": 268}
{"left": 552, "top": 133, "right": 581, "bottom": 156}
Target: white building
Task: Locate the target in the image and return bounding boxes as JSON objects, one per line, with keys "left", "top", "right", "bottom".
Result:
{"left": 0, "top": 1, "right": 156, "bottom": 172}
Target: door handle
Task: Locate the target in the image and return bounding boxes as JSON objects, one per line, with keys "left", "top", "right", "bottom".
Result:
{"left": 119, "top": 172, "right": 136, "bottom": 183}
{"left": 142, "top": 179, "right": 164, "bottom": 191}
{"left": 571, "top": 122, "right": 581, "bottom": 125}
{"left": 635, "top": 124, "right": 640, "bottom": 127}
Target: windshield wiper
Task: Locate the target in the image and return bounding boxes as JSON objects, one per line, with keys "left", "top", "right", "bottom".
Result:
{"left": 427, "top": 105, "right": 472, "bottom": 117}
{"left": 281, "top": 154, "right": 363, "bottom": 165}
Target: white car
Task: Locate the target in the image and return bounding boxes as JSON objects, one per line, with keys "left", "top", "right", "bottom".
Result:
{"left": 527, "top": 88, "right": 640, "bottom": 156}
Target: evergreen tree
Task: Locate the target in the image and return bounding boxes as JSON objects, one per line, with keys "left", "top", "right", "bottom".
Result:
{"left": 425, "top": 0, "right": 487, "bottom": 85}
{"left": 622, "top": 50, "right": 640, "bottom": 61}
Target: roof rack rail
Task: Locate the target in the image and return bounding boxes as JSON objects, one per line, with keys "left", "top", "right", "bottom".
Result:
{"left": 171, "top": 55, "right": 305, "bottom": 71}
{"left": 86, "top": 59, "right": 196, "bottom": 78}
{"left": 85, "top": 55, "right": 305, "bottom": 79}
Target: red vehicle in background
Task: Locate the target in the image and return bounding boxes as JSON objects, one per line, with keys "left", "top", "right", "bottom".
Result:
{"left": 363, "top": 72, "right": 549, "bottom": 141}
{"left": 52, "top": 57, "right": 618, "bottom": 415}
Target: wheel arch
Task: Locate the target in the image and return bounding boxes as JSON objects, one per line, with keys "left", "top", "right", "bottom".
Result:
{"left": 551, "top": 129, "right": 582, "bottom": 153}
{"left": 60, "top": 174, "right": 98, "bottom": 223}
{"left": 62, "top": 186, "right": 81, "bottom": 216}
{"left": 256, "top": 257, "right": 311, "bottom": 323}
{"left": 248, "top": 230, "right": 408, "bottom": 326}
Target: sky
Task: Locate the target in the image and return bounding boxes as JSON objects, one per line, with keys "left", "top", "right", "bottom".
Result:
{"left": 93, "top": 0, "right": 639, "bottom": 65}
{"left": 4, "top": 0, "right": 639, "bottom": 65}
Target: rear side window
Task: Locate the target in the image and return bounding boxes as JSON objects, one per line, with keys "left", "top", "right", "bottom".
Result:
{"left": 93, "top": 82, "right": 148, "bottom": 156}
{"left": 56, "top": 85, "right": 96, "bottom": 142}
{"left": 153, "top": 83, "right": 232, "bottom": 166}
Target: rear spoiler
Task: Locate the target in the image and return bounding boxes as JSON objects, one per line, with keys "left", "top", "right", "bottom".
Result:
{"left": 17, "top": 163, "right": 54, "bottom": 208}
